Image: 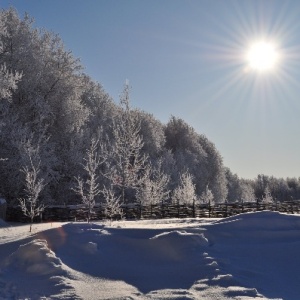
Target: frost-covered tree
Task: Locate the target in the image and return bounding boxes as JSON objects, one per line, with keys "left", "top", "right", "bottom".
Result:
{"left": 0, "top": 8, "right": 91, "bottom": 204}
{"left": 18, "top": 141, "right": 48, "bottom": 232}
{"left": 72, "top": 139, "right": 104, "bottom": 222}
{"left": 198, "top": 135, "right": 228, "bottom": 203}
{"left": 0, "top": 64, "right": 22, "bottom": 99}
{"left": 102, "top": 185, "right": 123, "bottom": 223}
{"left": 225, "top": 168, "right": 241, "bottom": 203}
{"left": 0, "top": 14, "right": 22, "bottom": 99}
{"left": 165, "top": 116, "right": 227, "bottom": 203}
{"left": 107, "top": 83, "right": 148, "bottom": 203}
{"left": 251, "top": 175, "right": 300, "bottom": 203}
{"left": 135, "top": 110, "right": 166, "bottom": 159}
{"left": 165, "top": 117, "right": 206, "bottom": 196}
{"left": 136, "top": 163, "right": 170, "bottom": 206}
{"left": 172, "top": 172, "right": 197, "bottom": 205}
{"left": 19, "top": 158, "right": 46, "bottom": 232}
{"left": 200, "top": 185, "right": 214, "bottom": 205}
{"left": 0, "top": 122, "right": 56, "bottom": 204}
{"left": 261, "top": 186, "right": 274, "bottom": 204}
{"left": 286, "top": 177, "right": 300, "bottom": 201}
{"left": 225, "top": 169, "right": 256, "bottom": 203}
{"left": 254, "top": 174, "right": 270, "bottom": 200}
{"left": 0, "top": 7, "right": 269, "bottom": 211}
{"left": 80, "top": 75, "right": 117, "bottom": 141}
{"left": 240, "top": 180, "right": 256, "bottom": 203}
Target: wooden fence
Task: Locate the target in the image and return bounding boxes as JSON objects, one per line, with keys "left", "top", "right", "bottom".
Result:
{"left": 6, "top": 200, "right": 300, "bottom": 223}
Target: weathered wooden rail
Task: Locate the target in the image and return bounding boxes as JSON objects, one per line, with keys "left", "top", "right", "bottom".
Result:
{"left": 6, "top": 200, "right": 300, "bottom": 223}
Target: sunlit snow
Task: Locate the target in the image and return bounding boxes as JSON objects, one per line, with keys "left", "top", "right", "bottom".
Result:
{"left": 1, "top": 211, "right": 299, "bottom": 299}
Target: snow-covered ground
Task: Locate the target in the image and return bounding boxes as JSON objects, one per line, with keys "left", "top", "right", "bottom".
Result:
{"left": 0, "top": 211, "right": 299, "bottom": 300}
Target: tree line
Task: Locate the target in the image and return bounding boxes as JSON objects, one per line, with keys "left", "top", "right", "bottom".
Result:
{"left": 0, "top": 8, "right": 299, "bottom": 224}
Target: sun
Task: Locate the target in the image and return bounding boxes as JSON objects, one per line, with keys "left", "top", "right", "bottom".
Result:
{"left": 246, "top": 41, "right": 279, "bottom": 72}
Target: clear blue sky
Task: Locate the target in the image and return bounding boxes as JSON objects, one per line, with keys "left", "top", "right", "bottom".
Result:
{"left": 1, "top": 0, "right": 300, "bottom": 179}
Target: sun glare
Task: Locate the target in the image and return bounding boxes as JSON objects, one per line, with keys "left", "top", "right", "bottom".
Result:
{"left": 246, "top": 41, "right": 279, "bottom": 72}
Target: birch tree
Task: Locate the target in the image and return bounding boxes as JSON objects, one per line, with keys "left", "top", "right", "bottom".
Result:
{"left": 72, "top": 139, "right": 104, "bottom": 222}
{"left": 136, "top": 164, "right": 170, "bottom": 206}
{"left": 19, "top": 151, "right": 46, "bottom": 233}
{"left": 102, "top": 185, "right": 123, "bottom": 224}
{"left": 107, "top": 83, "right": 148, "bottom": 203}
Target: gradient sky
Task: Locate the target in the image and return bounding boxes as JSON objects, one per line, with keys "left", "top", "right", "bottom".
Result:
{"left": 1, "top": 0, "right": 300, "bottom": 179}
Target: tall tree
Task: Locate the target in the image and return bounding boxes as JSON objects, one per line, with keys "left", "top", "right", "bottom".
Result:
{"left": 240, "top": 180, "right": 256, "bottom": 203}
{"left": 18, "top": 139, "right": 48, "bottom": 232}
{"left": 198, "top": 134, "right": 228, "bottom": 203}
{"left": 19, "top": 159, "right": 46, "bottom": 232}
{"left": 135, "top": 110, "right": 166, "bottom": 159}
{"left": 0, "top": 12, "right": 22, "bottom": 100}
{"left": 225, "top": 168, "right": 242, "bottom": 203}
{"left": 0, "top": 8, "right": 91, "bottom": 204}
{"left": 165, "top": 116, "right": 228, "bottom": 202}
{"left": 106, "top": 83, "right": 148, "bottom": 203}
{"left": 72, "top": 139, "right": 104, "bottom": 223}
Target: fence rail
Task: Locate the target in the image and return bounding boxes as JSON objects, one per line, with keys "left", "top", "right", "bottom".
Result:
{"left": 6, "top": 200, "right": 300, "bottom": 223}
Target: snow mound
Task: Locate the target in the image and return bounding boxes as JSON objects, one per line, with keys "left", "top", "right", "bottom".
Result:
{"left": 150, "top": 230, "right": 208, "bottom": 261}
{"left": 147, "top": 288, "right": 195, "bottom": 299}
{"left": 212, "top": 211, "right": 300, "bottom": 231}
{"left": 204, "top": 211, "right": 299, "bottom": 299}
{"left": 206, "top": 211, "right": 300, "bottom": 244}
{"left": 84, "top": 241, "right": 98, "bottom": 254}
{"left": 1, "top": 239, "right": 76, "bottom": 299}
{"left": 4, "top": 239, "right": 66, "bottom": 276}
{"left": 151, "top": 230, "right": 208, "bottom": 245}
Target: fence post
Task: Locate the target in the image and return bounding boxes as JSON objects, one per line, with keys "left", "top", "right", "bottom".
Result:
{"left": 139, "top": 202, "right": 142, "bottom": 219}
{"left": 161, "top": 201, "right": 165, "bottom": 218}
{"left": 192, "top": 201, "right": 195, "bottom": 218}
{"left": 224, "top": 202, "right": 228, "bottom": 218}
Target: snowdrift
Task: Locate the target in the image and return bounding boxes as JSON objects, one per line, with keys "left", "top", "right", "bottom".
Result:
{"left": 0, "top": 211, "right": 299, "bottom": 299}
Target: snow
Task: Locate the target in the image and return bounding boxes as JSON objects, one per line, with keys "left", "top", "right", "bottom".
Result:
{"left": 0, "top": 211, "right": 299, "bottom": 299}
